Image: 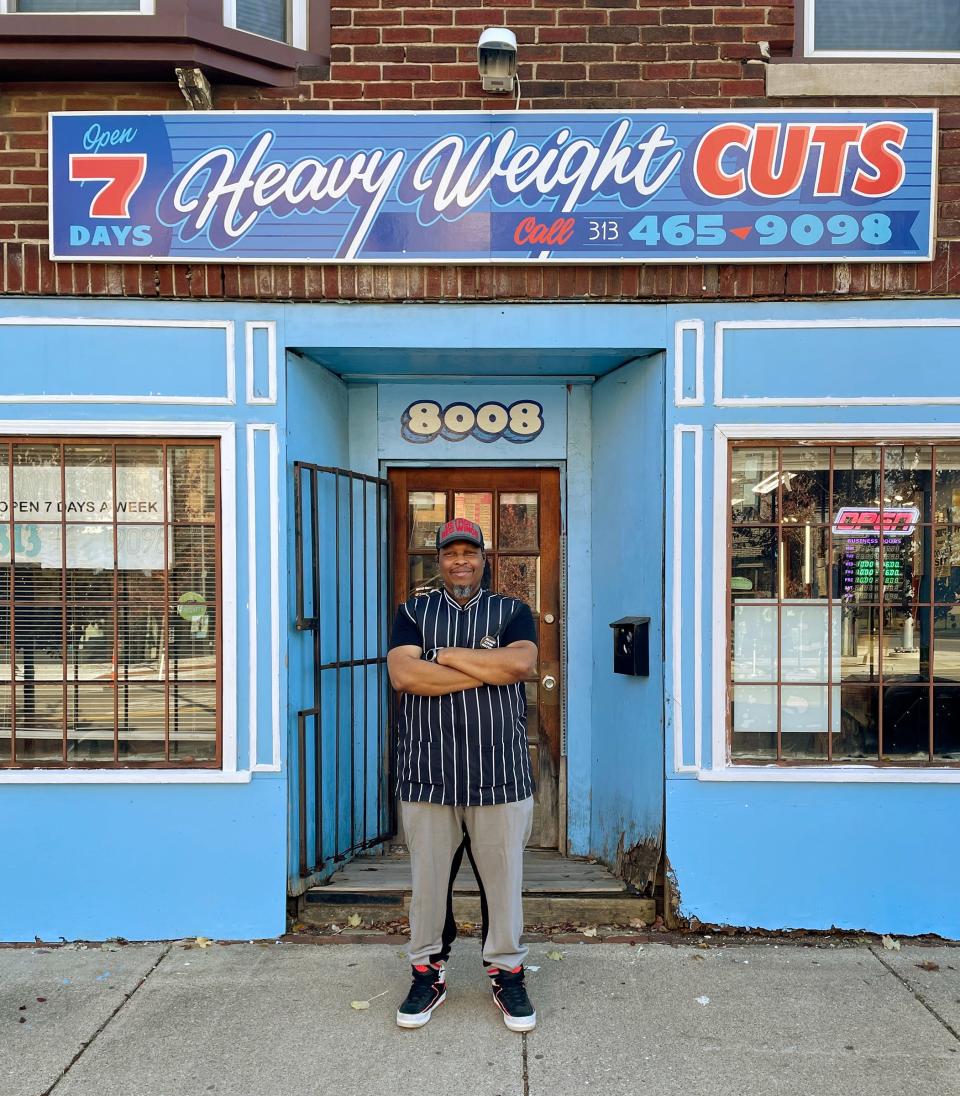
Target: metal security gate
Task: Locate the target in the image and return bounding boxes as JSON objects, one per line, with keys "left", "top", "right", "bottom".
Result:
{"left": 292, "top": 463, "right": 395, "bottom": 880}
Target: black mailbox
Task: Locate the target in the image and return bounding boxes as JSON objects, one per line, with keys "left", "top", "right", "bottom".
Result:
{"left": 610, "top": 616, "right": 650, "bottom": 677}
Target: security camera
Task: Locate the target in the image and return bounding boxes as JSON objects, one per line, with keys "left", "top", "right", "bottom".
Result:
{"left": 477, "top": 27, "right": 517, "bottom": 93}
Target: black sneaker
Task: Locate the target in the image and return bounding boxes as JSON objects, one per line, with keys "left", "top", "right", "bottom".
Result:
{"left": 488, "top": 965, "right": 537, "bottom": 1032}
{"left": 396, "top": 963, "right": 446, "bottom": 1028}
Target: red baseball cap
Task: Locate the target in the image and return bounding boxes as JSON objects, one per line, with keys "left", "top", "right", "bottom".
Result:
{"left": 436, "top": 517, "right": 485, "bottom": 551}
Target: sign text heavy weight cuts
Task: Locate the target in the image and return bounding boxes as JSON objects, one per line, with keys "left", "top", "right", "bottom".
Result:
{"left": 50, "top": 110, "right": 937, "bottom": 264}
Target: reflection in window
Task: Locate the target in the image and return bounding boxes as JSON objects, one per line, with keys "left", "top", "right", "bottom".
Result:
{"left": 729, "top": 441, "right": 960, "bottom": 766}
{"left": 0, "top": 438, "right": 219, "bottom": 769}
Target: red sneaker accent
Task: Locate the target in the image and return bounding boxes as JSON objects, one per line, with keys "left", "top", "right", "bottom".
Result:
{"left": 413, "top": 964, "right": 430, "bottom": 973}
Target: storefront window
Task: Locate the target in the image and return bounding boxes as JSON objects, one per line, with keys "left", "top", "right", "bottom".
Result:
{"left": 0, "top": 438, "right": 220, "bottom": 769}
{"left": 729, "top": 441, "right": 960, "bottom": 765}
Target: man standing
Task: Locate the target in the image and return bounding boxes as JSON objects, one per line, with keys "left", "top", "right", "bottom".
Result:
{"left": 387, "top": 516, "right": 539, "bottom": 1032}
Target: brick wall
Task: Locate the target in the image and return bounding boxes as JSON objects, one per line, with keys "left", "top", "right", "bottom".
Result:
{"left": 2, "top": 0, "right": 960, "bottom": 301}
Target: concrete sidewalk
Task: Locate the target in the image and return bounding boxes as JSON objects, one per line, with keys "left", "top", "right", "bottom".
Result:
{"left": 5, "top": 937, "right": 960, "bottom": 1096}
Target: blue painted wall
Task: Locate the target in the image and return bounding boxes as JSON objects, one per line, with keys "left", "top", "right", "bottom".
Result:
{"left": 0, "top": 300, "right": 288, "bottom": 941}
{"left": 590, "top": 354, "right": 666, "bottom": 870}
{"left": 5, "top": 296, "right": 960, "bottom": 940}
{"left": 663, "top": 299, "right": 960, "bottom": 938}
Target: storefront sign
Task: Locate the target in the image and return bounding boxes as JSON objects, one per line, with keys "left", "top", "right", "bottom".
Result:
{"left": 49, "top": 110, "right": 936, "bottom": 264}
{"left": 401, "top": 399, "right": 543, "bottom": 444}
{"left": 832, "top": 506, "right": 920, "bottom": 536}
{"left": 1, "top": 466, "right": 166, "bottom": 569}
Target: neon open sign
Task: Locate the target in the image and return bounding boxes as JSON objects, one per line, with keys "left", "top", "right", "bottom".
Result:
{"left": 832, "top": 506, "right": 920, "bottom": 536}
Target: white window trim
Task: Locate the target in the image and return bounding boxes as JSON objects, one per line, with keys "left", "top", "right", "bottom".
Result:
{"left": 708, "top": 422, "right": 960, "bottom": 785}
{"left": 0, "top": 1, "right": 155, "bottom": 13}
{"left": 223, "top": 0, "right": 307, "bottom": 51}
{"left": 0, "top": 419, "right": 240, "bottom": 785}
{"left": 805, "top": 0, "right": 960, "bottom": 60}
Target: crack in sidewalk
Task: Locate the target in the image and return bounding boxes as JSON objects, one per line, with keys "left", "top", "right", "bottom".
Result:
{"left": 521, "top": 1032, "right": 530, "bottom": 1096}
{"left": 869, "top": 945, "right": 960, "bottom": 1044}
{"left": 40, "top": 943, "right": 173, "bottom": 1096}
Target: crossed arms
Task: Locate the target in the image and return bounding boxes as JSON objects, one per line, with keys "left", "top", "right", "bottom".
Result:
{"left": 387, "top": 641, "right": 538, "bottom": 696}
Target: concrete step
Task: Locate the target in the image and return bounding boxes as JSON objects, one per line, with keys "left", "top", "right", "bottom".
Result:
{"left": 300, "top": 849, "right": 656, "bottom": 928}
{"left": 300, "top": 891, "right": 656, "bottom": 928}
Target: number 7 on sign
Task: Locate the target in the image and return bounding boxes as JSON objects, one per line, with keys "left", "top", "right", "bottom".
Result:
{"left": 68, "top": 154, "right": 147, "bottom": 218}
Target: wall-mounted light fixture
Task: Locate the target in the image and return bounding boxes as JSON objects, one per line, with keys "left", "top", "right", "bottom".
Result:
{"left": 478, "top": 27, "right": 519, "bottom": 104}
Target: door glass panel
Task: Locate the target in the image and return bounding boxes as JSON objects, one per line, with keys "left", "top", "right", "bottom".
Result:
{"left": 408, "top": 555, "right": 441, "bottom": 598}
{"left": 499, "top": 493, "right": 538, "bottom": 550}
{"left": 524, "top": 681, "right": 539, "bottom": 739}
{"left": 731, "top": 683, "right": 776, "bottom": 759}
{"left": 453, "top": 492, "right": 493, "bottom": 544}
{"left": 408, "top": 491, "right": 445, "bottom": 550}
{"left": 499, "top": 556, "right": 539, "bottom": 610}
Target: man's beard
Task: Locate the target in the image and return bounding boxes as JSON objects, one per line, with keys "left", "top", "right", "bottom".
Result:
{"left": 452, "top": 583, "right": 475, "bottom": 598}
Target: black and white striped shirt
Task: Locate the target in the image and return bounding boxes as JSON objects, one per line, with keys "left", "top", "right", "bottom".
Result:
{"left": 390, "top": 588, "right": 538, "bottom": 806}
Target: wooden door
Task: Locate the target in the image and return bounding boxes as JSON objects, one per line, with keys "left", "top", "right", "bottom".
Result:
{"left": 389, "top": 467, "right": 562, "bottom": 849}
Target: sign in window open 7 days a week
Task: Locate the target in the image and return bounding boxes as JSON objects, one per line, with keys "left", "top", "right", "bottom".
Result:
{"left": 49, "top": 110, "right": 936, "bottom": 264}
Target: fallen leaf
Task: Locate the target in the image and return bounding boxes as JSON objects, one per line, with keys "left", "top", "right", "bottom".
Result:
{"left": 350, "top": 990, "right": 387, "bottom": 1011}
{"left": 882, "top": 935, "right": 901, "bottom": 952}
{"left": 291, "top": 922, "right": 308, "bottom": 933}
{"left": 36, "top": 997, "right": 47, "bottom": 1003}
{"left": 690, "top": 955, "right": 705, "bottom": 961}
{"left": 696, "top": 941, "right": 710, "bottom": 950}
{"left": 195, "top": 937, "right": 212, "bottom": 949}
{"left": 581, "top": 927, "right": 598, "bottom": 938}
{"left": 347, "top": 914, "right": 363, "bottom": 928}
{"left": 917, "top": 960, "right": 940, "bottom": 972}
{"left": 546, "top": 950, "right": 564, "bottom": 961}
{"left": 629, "top": 919, "right": 647, "bottom": 930}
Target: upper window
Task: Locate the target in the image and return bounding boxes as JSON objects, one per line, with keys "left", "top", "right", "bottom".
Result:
{"left": 5, "top": 1, "right": 152, "bottom": 10}
{"left": 807, "top": 0, "right": 960, "bottom": 57}
{"left": 224, "top": 0, "right": 306, "bottom": 49}
{"left": 729, "top": 442, "right": 960, "bottom": 767}
{"left": 0, "top": 439, "right": 220, "bottom": 770}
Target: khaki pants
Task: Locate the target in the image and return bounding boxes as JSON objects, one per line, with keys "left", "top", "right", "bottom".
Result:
{"left": 401, "top": 797, "right": 534, "bottom": 972}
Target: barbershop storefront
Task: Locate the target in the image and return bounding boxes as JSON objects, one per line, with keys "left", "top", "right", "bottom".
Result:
{"left": 3, "top": 108, "right": 960, "bottom": 943}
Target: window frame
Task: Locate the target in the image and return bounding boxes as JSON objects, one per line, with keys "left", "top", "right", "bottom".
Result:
{"left": 708, "top": 423, "right": 960, "bottom": 784}
{"left": 0, "top": 1, "right": 155, "bottom": 12}
{"left": 222, "top": 0, "right": 307, "bottom": 51}
{"left": 802, "top": 0, "right": 960, "bottom": 61}
{"left": 0, "top": 420, "right": 240, "bottom": 785}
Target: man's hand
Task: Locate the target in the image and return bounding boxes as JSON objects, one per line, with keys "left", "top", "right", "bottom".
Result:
{"left": 436, "top": 641, "right": 537, "bottom": 686}
{"left": 387, "top": 645, "right": 484, "bottom": 696}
